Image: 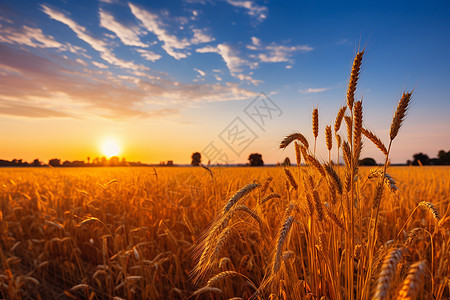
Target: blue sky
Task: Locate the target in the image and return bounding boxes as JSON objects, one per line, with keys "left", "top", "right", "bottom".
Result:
{"left": 0, "top": 0, "right": 449, "bottom": 164}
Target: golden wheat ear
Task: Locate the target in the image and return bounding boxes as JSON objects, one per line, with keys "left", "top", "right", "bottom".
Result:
{"left": 347, "top": 50, "right": 364, "bottom": 110}
{"left": 390, "top": 91, "right": 412, "bottom": 141}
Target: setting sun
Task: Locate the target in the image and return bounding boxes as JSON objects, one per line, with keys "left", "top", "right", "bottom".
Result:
{"left": 100, "top": 138, "right": 121, "bottom": 158}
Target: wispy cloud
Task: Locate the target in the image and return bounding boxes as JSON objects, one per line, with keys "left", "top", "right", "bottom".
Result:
{"left": 99, "top": 9, "right": 147, "bottom": 47}
{"left": 136, "top": 49, "right": 162, "bottom": 62}
{"left": 191, "top": 28, "right": 214, "bottom": 44}
{"left": 225, "top": 0, "right": 268, "bottom": 21}
{"left": 299, "top": 87, "right": 330, "bottom": 94}
{"left": 235, "top": 73, "right": 262, "bottom": 86}
{"left": 0, "top": 25, "right": 64, "bottom": 49}
{"left": 129, "top": 3, "right": 191, "bottom": 60}
{"left": 194, "top": 68, "right": 206, "bottom": 76}
{"left": 197, "top": 43, "right": 247, "bottom": 73}
{"left": 258, "top": 44, "right": 313, "bottom": 63}
{"left": 0, "top": 44, "right": 256, "bottom": 119}
{"left": 197, "top": 44, "right": 261, "bottom": 85}
{"left": 92, "top": 61, "right": 109, "bottom": 69}
{"left": 41, "top": 5, "right": 146, "bottom": 71}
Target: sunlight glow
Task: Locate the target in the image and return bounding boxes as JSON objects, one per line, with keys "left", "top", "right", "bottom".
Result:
{"left": 101, "top": 138, "right": 120, "bottom": 158}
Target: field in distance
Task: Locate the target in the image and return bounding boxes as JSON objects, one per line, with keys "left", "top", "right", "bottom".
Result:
{"left": 0, "top": 166, "right": 449, "bottom": 299}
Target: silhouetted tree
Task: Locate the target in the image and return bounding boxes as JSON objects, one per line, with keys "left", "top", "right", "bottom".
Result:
{"left": 282, "top": 157, "right": 291, "bottom": 167}
{"left": 48, "top": 158, "right": 61, "bottom": 167}
{"left": 438, "top": 150, "right": 450, "bottom": 165}
{"left": 191, "top": 152, "right": 201, "bottom": 166}
{"left": 32, "top": 159, "right": 41, "bottom": 167}
{"left": 248, "top": 153, "right": 264, "bottom": 166}
{"left": 360, "top": 157, "right": 376, "bottom": 166}
{"left": 412, "top": 152, "right": 430, "bottom": 165}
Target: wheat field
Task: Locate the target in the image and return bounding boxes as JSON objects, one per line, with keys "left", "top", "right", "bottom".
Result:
{"left": 1, "top": 52, "right": 449, "bottom": 300}
{"left": 0, "top": 166, "right": 448, "bottom": 299}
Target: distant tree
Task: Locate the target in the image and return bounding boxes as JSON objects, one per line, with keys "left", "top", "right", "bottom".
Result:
{"left": 282, "top": 157, "right": 291, "bottom": 167}
{"left": 412, "top": 152, "right": 430, "bottom": 165}
{"left": 32, "top": 159, "right": 41, "bottom": 167}
{"left": 110, "top": 156, "right": 120, "bottom": 166}
{"left": 191, "top": 152, "right": 201, "bottom": 166}
{"left": 438, "top": 150, "right": 450, "bottom": 165}
{"left": 248, "top": 153, "right": 264, "bottom": 166}
{"left": 48, "top": 158, "right": 61, "bottom": 167}
{"left": 360, "top": 157, "right": 376, "bottom": 166}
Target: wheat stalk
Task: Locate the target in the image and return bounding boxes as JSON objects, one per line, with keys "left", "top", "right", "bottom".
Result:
{"left": 294, "top": 142, "right": 301, "bottom": 166}
{"left": 397, "top": 260, "right": 427, "bottom": 300}
{"left": 362, "top": 128, "right": 388, "bottom": 156}
{"left": 273, "top": 216, "right": 294, "bottom": 274}
{"left": 374, "top": 248, "right": 404, "bottom": 300}
{"left": 284, "top": 168, "right": 298, "bottom": 190}
{"left": 312, "top": 190, "right": 324, "bottom": 222}
{"left": 280, "top": 132, "right": 309, "bottom": 149}
{"left": 313, "top": 108, "right": 319, "bottom": 154}
{"left": 334, "top": 106, "right": 347, "bottom": 133}
{"left": 418, "top": 201, "right": 440, "bottom": 222}
{"left": 347, "top": 51, "right": 364, "bottom": 110}
{"left": 223, "top": 182, "right": 259, "bottom": 214}
{"left": 353, "top": 100, "right": 363, "bottom": 162}
{"left": 390, "top": 92, "right": 412, "bottom": 141}
{"left": 259, "top": 193, "right": 281, "bottom": 206}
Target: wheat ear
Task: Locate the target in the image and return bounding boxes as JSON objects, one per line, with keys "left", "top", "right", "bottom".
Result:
{"left": 284, "top": 168, "right": 298, "bottom": 190}
{"left": 223, "top": 182, "right": 259, "bottom": 214}
{"left": 362, "top": 128, "right": 388, "bottom": 156}
{"left": 334, "top": 106, "right": 347, "bottom": 133}
{"left": 273, "top": 216, "right": 294, "bottom": 274}
{"left": 390, "top": 91, "right": 412, "bottom": 141}
{"left": 374, "top": 248, "right": 404, "bottom": 300}
{"left": 280, "top": 132, "right": 310, "bottom": 149}
{"left": 347, "top": 51, "right": 364, "bottom": 110}
{"left": 397, "top": 260, "right": 427, "bottom": 300}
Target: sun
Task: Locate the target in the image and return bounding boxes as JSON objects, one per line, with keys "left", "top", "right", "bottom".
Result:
{"left": 100, "top": 138, "right": 121, "bottom": 158}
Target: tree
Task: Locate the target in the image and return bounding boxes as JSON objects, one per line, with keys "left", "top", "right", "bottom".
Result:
{"left": 191, "top": 152, "right": 201, "bottom": 166}
{"left": 248, "top": 153, "right": 264, "bottom": 166}
{"left": 282, "top": 157, "right": 291, "bottom": 167}
{"left": 48, "top": 158, "right": 61, "bottom": 167}
{"left": 412, "top": 152, "right": 429, "bottom": 165}
{"left": 438, "top": 150, "right": 450, "bottom": 165}
{"left": 360, "top": 157, "right": 376, "bottom": 166}
{"left": 32, "top": 159, "right": 41, "bottom": 167}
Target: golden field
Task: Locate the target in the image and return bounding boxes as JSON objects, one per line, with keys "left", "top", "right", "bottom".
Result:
{"left": 0, "top": 166, "right": 448, "bottom": 299}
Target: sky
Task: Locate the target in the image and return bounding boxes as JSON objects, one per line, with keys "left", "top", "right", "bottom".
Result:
{"left": 0, "top": 0, "right": 449, "bottom": 165}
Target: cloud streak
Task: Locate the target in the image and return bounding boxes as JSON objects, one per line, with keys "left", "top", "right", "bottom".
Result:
{"left": 129, "top": 3, "right": 191, "bottom": 60}
{"left": 225, "top": 0, "right": 268, "bottom": 21}
{"left": 0, "top": 44, "right": 256, "bottom": 119}
{"left": 41, "top": 4, "right": 146, "bottom": 71}
{"left": 99, "top": 9, "right": 147, "bottom": 47}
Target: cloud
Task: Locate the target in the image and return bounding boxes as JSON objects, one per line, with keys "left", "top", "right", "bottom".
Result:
{"left": 225, "top": 0, "right": 268, "bottom": 21}
{"left": 258, "top": 44, "right": 313, "bottom": 63}
{"left": 0, "top": 44, "right": 257, "bottom": 119}
{"left": 136, "top": 49, "right": 162, "bottom": 62}
{"left": 92, "top": 61, "right": 109, "bottom": 69}
{"left": 235, "top": 73, "right": 262, "bottom": 86}
{"left": 191, "top": 28, "right": 214, "bottom": 44}
{"left": 0, "top": 25, "right": 64, "bottom": 49}
{"left": 299, "top": 87, "right": 330, "bottom": 94}
{"left": 0, "top": 99, "right": 72, "bottom": 118}
{"left": 194, "top": 68, "right": 206, "bottom": 76}
{"left": 129, "top": 3, "right": 191, "bottom": 60}
{"left": 99, "top": 9, "right": 147, "bottom": 47}
{"left": 41, "top": 5, "right": 146, "bottom": 71}
{"left": 196, "top": 43, "right": 248, "bottom": 73}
